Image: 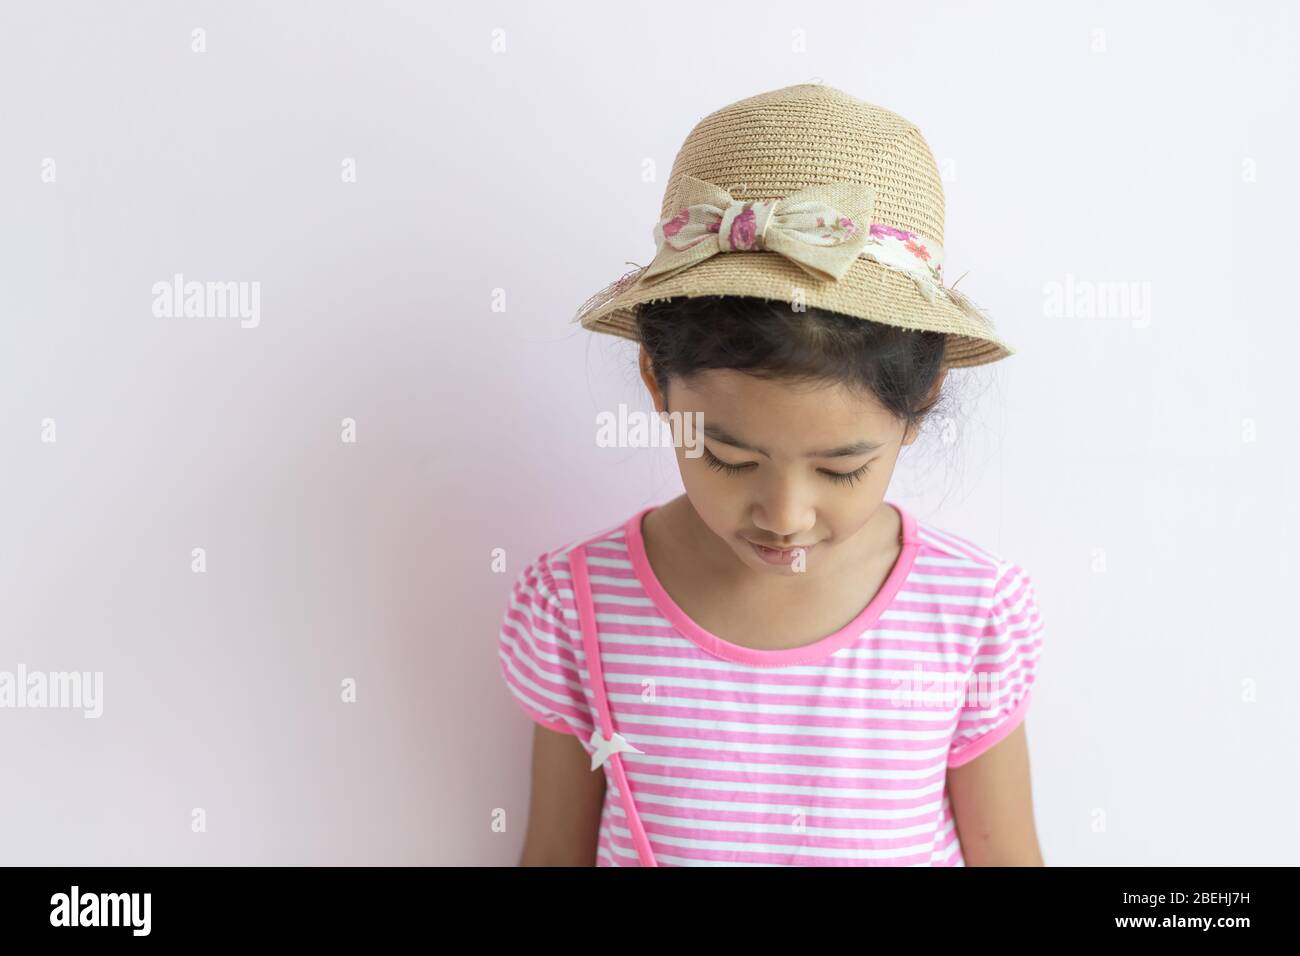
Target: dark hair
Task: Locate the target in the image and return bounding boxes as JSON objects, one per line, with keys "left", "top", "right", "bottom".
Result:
{"left": 635, "top": 295, "right": 948, "bottom": 438}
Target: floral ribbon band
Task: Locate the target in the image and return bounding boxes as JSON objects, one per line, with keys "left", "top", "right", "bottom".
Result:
{"left": 643, "top": 173, "right": 947, "bottom": 303}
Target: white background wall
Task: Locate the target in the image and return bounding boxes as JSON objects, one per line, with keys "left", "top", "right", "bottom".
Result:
{"left": 1, "top": 0, "right": 1295, "bottom": 864}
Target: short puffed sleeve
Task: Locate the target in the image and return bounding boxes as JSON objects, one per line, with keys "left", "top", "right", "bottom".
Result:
{"left": 496, "top": 551, "right": 594, "bottom": 739}
{"left": 947, "top": 562, "right": 1045, "bottom": 767}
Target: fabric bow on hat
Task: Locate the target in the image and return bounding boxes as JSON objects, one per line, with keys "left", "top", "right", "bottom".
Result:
{"left": 639, "top": 172, "right": 952, "bottom": 305}
{"left": 641, "top": 173, "right": 877, "bottom": 285}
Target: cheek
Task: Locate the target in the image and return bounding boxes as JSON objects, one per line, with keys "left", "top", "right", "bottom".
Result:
{"left": 677, "top": 454, "right": 746, "bottom": 521}
{"left": 679, "top": 456, "right": 724, "bottom": 498}
{"left": 815, "top": 474, "right": 892, "bottom": 542}
{"left": 834, "top": 510, "right": 873, "bottom": 541}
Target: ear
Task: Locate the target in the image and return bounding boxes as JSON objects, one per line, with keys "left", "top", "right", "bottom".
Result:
{"left": 638, "top": 345, "right": 668, "bottom": 413}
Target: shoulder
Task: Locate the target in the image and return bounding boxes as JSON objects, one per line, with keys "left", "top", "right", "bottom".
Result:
{"left": 511, "top": 510, "right": 640, "bottom": 605}
{"left": 910, "top": 515, "right": 1040, "bottom": 611}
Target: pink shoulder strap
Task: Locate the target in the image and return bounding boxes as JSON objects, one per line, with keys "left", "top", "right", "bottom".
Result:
{"left": 568, "top": 543, "right": 658, "bottom": 867}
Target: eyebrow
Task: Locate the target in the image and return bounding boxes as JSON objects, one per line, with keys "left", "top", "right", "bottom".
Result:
{"left": 702, "top": 423, "right": 883, "bottom": 459}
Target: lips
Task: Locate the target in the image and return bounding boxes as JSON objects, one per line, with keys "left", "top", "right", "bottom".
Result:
{"left": 747, "top": 538, "right": 815, "bottom": 552}
{"left": 745, "top": 538, "right": 818, "bottom": 563}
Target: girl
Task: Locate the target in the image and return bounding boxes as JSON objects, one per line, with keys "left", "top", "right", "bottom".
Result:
{"left": 498, "top": 84, "right": 1046, "bottom": 866}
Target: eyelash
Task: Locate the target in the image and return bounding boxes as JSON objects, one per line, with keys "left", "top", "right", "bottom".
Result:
{"left": 701, "top": 446, "right": 872, "bottom": 488}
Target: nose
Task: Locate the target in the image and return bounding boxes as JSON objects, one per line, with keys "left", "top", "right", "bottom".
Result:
{"left": 750, "top": 478, "right": 816, "bottom": 543}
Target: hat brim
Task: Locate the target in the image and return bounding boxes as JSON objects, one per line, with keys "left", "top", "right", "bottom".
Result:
{"left": 574, "top": 251, "right": 1014, "bottom": 369}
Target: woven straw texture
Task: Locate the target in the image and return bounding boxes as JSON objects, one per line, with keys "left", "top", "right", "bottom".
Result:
{"left": 574, "top": 83, "right": 1014, "bottom": 369}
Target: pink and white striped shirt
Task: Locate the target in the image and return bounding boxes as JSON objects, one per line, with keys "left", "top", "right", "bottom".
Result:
{"left": 498, "top": 500, "right": 1045, "bottom": 866}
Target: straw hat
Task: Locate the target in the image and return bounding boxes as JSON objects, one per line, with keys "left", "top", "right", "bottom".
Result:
{"left": 573, "top": 83, "right": 1014, "bottom": 368}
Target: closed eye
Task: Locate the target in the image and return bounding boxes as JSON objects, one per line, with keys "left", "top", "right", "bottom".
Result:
{"left": 701, "top": 446, "right": 872, "bottom": 488}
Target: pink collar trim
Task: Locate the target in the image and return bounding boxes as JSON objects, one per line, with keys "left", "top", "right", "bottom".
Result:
{"left": 622, "top": 501, "right": 920, "bottom": 668}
